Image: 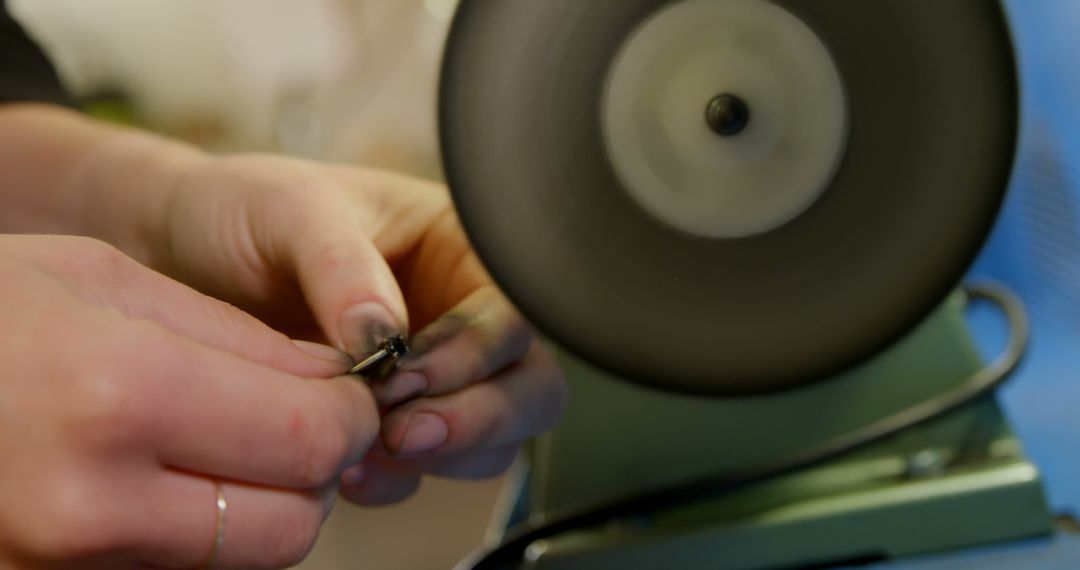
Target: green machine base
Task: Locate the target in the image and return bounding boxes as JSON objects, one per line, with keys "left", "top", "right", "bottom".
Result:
{"left": 493, "top": 294, "right": 1052, "bottom": 569}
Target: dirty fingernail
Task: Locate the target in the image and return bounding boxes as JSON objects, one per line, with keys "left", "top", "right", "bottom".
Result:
{"left": 339, "top": 302, "right": 402, "bottom": 357}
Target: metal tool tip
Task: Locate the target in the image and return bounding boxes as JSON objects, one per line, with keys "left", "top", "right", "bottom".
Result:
{"left": 383, "top": 334, "right": 409, "bottom": 358}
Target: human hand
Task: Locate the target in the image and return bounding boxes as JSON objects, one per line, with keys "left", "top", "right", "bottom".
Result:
{"left": 0, "top": 235, "right": 380, "bottom": 569}
{"left": 0, "top": 105, "right": 565, "bottom": 507}
{"left": 150, "top": 155, "right": 568, "bottom": 504}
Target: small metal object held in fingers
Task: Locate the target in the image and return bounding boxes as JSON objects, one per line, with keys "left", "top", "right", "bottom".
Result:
{"left": 349, "top": 335, "right": 409, "bottom": 380}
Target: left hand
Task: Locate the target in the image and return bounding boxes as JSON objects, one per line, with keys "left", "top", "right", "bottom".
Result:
{"left": 152, "top": 154, "right": 568, "bottom": 504}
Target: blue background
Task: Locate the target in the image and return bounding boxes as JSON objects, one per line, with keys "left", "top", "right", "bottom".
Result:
{"left": 969, "top": 0, "right": 1080, "bottom": 517}
{"left": 876, "top": 2, "right": 1080, "bottom": 568}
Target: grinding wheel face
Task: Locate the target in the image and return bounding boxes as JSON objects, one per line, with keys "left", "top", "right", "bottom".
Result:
{"left": 440, "top": 0, "right": 1018, "bottom": 395}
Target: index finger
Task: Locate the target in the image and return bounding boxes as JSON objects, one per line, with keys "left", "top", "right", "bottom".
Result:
{"left": 128, "top": 319, "right": 381, "bottom": 490}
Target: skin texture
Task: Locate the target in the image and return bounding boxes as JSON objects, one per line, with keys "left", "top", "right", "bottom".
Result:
{"left": 0, "top": 104, "right": 567, "bottom": 567}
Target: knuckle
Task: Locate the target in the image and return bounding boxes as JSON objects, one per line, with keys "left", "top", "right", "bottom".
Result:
{"left": 29, "top": 478, "right": 125, "bottom": 561}
{"left": 72, "top": 372, "right": 143, "bottom": 447}
{"left": 71, "top": 372, "right": 135, "bottom": 433}
{"left": 71, "top": 322, "right": 171, "bottom": 446}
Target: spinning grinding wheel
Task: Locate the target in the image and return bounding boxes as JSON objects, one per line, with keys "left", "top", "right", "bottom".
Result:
{"left": 440, "top": 0, "right": 1018, "bottom": 395}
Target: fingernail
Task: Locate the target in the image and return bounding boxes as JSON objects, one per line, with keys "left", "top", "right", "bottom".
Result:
{"left": 377, "top": 371, "right": 428, "bottom": 407}
{"left": 339, "top": 302, "right": 403, "bottom": 357}
{"left": 341, "top": 464, "right": 366, "bottom": 486}
{"left": 292, "top": 340, "right": 352, "bottom": 367}
{"left": 390, "top": 412, "right": 449, "bottom": 455}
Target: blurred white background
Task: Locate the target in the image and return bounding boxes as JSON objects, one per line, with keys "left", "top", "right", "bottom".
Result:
{"left": 11, "top": 0, "right": 456, "bottom": 178}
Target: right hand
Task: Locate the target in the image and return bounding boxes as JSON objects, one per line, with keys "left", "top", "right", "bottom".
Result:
{"left": 0, "top": 235, "right": 378, "bottom": 569}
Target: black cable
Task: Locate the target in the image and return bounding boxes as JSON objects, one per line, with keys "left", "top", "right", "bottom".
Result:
{"left": 459, "top": 282, "right": 1029, "bottom": 570}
